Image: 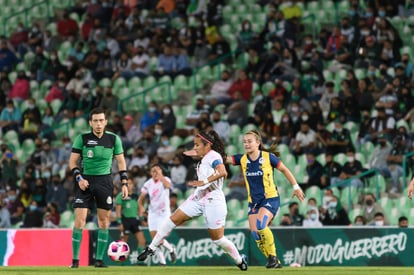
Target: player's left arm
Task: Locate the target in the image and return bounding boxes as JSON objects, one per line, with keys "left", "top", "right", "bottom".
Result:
{"left": 188, "top": 161, "right": 228, "bottom": 187}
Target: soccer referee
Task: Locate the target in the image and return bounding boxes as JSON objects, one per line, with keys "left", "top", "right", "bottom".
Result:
{"left": 69, "top": 107, "right": 129, "bottom": 268}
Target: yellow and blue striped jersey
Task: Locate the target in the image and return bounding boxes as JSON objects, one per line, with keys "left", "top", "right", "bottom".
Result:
{"left": 231, "top": 151, "right": 281, "bottom": 203}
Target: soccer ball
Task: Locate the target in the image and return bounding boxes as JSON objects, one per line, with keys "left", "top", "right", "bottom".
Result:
{"left": 107, "top": 240, "right": 130, "bottom": 262}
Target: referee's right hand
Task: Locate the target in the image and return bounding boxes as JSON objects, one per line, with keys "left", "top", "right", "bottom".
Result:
{"left": 78, "top": 178, "right": 89, "bottom": 191}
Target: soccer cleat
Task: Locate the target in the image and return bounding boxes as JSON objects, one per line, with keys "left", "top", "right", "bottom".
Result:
{"left": 170, "top": 246, "right": 177, "bottom": 264}
{"left": 69, "top": 259, "right": 79, "bottom": 268}
{"left": 137, "top": 246, "right": 155, "bottom": 261}
{"left": 237, "top": 254, "right": 248, "bottom": 271}
{"left": 266, "top": 255, "right": 282, "bottom": 269}
{"left": 94, "top": 260, "right": 108, "bottom": 268}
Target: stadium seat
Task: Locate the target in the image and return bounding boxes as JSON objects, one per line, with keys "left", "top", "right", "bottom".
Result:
{"left": 59, "top": 210, "right": 74, "bottom": 228}
{"left": 305, "top": 186, "right": 321, "bottom": 201}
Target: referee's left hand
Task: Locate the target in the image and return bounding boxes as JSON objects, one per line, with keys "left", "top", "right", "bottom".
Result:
{"left": 121, "top": 185, "right": 128, "bottom": 199}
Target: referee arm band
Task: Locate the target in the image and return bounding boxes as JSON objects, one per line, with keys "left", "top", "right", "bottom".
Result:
{"left": 119, "top": 170, "right": 128, "bottom": 186}
{"left": 72, "top": 167, "right": 83, "bottom": 183}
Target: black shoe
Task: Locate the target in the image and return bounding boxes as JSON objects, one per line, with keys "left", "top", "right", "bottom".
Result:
{"left": 69, "top": 259, "right": 79, "bottom": 268}
{"left": 94, "top": 260, "right": 108, "bottom": 268}
{"left": 137, "top": 246, "right": 155, "bottom": 261}
{"left": 266, "top": 255, "right": 282, "bottom": 269}
{"left": 237, "top": 254, "right": 248, "bottom": 271}
{"left": 170, "top": 247, "right": 177, "bottom": 264}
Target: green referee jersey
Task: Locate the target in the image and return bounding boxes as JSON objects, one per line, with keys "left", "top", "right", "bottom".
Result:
{"left": 72, "top": 131, "right": 124, "bottom": 175}
{"left": 116, "top": 193, "right": 139, "bottom": 218}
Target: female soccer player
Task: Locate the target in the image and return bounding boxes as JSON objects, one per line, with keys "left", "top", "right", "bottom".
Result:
{"left": 137, "top": 164, "right": 176, "bottom": 265}
{"left": 138, "top": 130, "right": 248, "bottom": 271}
{"left": 227, "top": 130, "right": 305, "bottom": 268}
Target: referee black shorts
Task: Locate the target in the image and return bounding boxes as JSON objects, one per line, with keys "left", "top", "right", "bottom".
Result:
{"left": 73, "top": 174, "right": 114, "bottom": 210}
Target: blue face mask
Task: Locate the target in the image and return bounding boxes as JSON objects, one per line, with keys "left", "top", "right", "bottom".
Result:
{"left": 365, "top": 12, "right": 372, "bottom": 17}
{"left": 9, "top": 195, "right": 16, "bottom": 201}
{"left": 29, "top": 205, "right": 37, "bottom": 211}
{"left": 349, "top": 10, "right": 355, "bottom": 16}
{"left": 378, "top": 11, "right": 385, "bottom": 17}
{"left": 162, "top": 140, "right": 169, "bottom": 146}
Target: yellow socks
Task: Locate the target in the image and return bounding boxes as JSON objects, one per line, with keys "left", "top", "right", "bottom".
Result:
{"left": 258, "top": 227, "right": 276, "bottom": 257}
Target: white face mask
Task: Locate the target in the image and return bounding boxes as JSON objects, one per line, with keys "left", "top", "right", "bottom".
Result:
{"left": 375, "top": 220, "right": 384, "bottom": 226}
{"left": 310, "top": 213, "right": 317, "bottom": 220}
{"left": 163, "top": 109, "right": 171, "bottom": 115}
{"left": 154, "top": 129, "right": 162, "bottom": 135}
{"left": 347, "top": 156, "right": 354, "bottom": 162}
{"left": 6, "top": 107, "right": 13, "bottom": 112}
{"left": 301, "top": 115, "right": 309, "bottom": 121}
{"left": 329, "top": 201, "right": 337, "bottom": 208}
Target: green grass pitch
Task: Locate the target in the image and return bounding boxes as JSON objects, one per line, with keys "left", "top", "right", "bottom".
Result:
{"left": 1, "top": 266, "right": 413, "bottom": 275}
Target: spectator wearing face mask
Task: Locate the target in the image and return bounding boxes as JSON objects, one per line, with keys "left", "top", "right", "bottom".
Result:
{"left": 159, "top": 104, "right": 176, "bottom": 137}
{"left": 156, "top": 134, "right": 175, "bottom": 165}
{"left": 21, "top": 200, "right": 44, "bottom": 228}
{"left": 339, "top": 147, "right": 365, "bottom": 188}
{"left": 5, "top": 188, "right": 24, "bottom": 226}
{"left": 320, "top": 195, "right": 351, "bottom": 226}
{"left": 140, "top": 101, "right": 161, "bottom": 132}
{"left": 361, "top": 193, "right": 387, "bottom": 225}
{"left": 170, "top": 155, "right": 188, "bottom": 196}
{"left": 370, "top": 212, "right": 387, "bottom": 226}
{"left": 302, "top": 207, "right": 323, "bottom": 227}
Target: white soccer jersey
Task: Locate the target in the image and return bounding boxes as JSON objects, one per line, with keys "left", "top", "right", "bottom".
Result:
{"left": 141, "top": 177, "right": 172, "bottom": 216}
{"left": 193, "top": 150, "right": 224, "bottom": 198}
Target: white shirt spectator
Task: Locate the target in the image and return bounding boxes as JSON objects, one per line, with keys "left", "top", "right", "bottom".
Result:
{"left": 131, "top": 53, "right": 150, "bottom": 74}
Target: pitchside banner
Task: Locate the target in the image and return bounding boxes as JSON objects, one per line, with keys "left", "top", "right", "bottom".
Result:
{"left": 94, "top": 227, "right": 414, "bottom": 267}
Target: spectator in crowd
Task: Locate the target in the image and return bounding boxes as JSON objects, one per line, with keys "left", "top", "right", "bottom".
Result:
{"left": 279, "top": 213, "right": 293, "bottom": 226}
{"left": 398, "top": 216, "right": 409, "bottom": 228}
{"left": 43, "top": 202, "right": 61, "bottom": 228}
{"left": 158, "top": 104, "right": 176, "bottom": 137}
{"left": 368, "top": 134, "right": 392, "bottom": 178}
{"left": 32, "top": 177, "right": 48, "bottom": 208}
{"left": 353, "top": 215, "right": 367, "bottom": 226}
{"left": 135, "top": 128, "right": 159, "bottom": 158}
{"left": 0, "top": 198, "right": 11, "bottom": 228}
{"left": 304, "top": 151, "right": 325, "bottom": 190}
{"left": 360, "top": 193, "right": 386, "bottom": 225}
{"left": 154, "top": 45, "right": 176, "bottom": 79}
{"left": 208, "top": 70, "right": 234, "bottom": 107}
{"left": 131, "top": 46, "right": 150, "bottom": 78}
{"left": 208, "top": 34, "right": 232, "bottom": 65}
{"left": 1, "top": 148, "right": 19, "bottom": 184}
{"left": 339, "top": 147, "right": 365, "bottom": 188}
{"left": 57, "top": 10, "right": 80, "bottom": 39}
{"left": 321, "top": 151, "right": 343, "bottom": 187}
{"left": 191, "top": 38, "right": 210, "bottom": 68}
{"left": 21, "top": 200, "right": 43, "bottom": 228}
{"left": 0, "top": 40, "right": 18, "bottom": 71}
{"left": 287, "top": 202, "right": 304, "bottom": 226}
{"left": 156, "top": 134, "right": 175, "bottom": 165}
{"left": 326, "top": 119, "right": 353, "bottom": 155}
{"left": 140, "top": 101, "right": 161, "bottom": 132}
{"left": 173, "top": 46, "right": 192, "bottom": 77}
{"left": 302, "top": 207, "right": 323, "bottom": 227}
{"left": 211, "top": 110, "right": 230, "bottom": 143}
{"left": 226, "top": 91, "right": 249, "bottom": 127}
{"left": 120, "top": 115, "right": 142, "bottom": 151}
{"left": 5, "top": 188, "right": 24, "bottom": 226}
{"left": 8, "top": 70, "right": 30, "bottom": 104}
{"left": 225, "top": 167, "right": 247, "bottom": 203}
{"left": 99, "top": 86, "right": 120, "bottom": 115}
{"left": 170, "top": 155, "right": 188, "bottom": 195}
{"left": 320, "top": 195, "right": 351, "bottom": 226}
{"left": 46, "top": 174, "right": 68, "bottom": 213}
{"left": 386, "top": 134, "right": 409, "bottom": 193}
{"left": 370, "top": 212, "right": 387, "bottom": 226}
{"left": 128, "top": 146, "right": 149, "bottom": 170}
{"left": 291, "top": 121, "right": 318, "bottom": 159}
